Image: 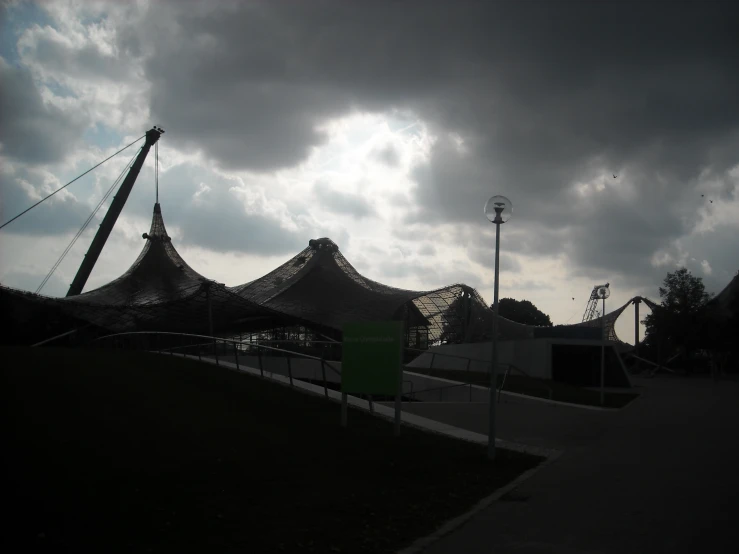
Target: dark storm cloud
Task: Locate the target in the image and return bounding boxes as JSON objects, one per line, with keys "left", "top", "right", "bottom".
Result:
{"left": 6, "top": 1, "right": 739, "bottom": 292}
{"left": 23, "top": 32, "right": 135, "bottom": 82}
{"left": 466, "top": 247, "right": 522, "bottom": 274}
{"left": 0, "top": 269, "right": 67, "bottom": 297}
{"left": 417, "top": 243, "right": 436, "bottom": 257}
{"left": 373, "top": 144, "right": 400, "bottom": 167}
{"left": 0, "top": 164, "right": 94, "bottom": 235}
{"left": 312, "top": 181, "right": 375, "bottom": 219}
{"left": 127, "top": 162, "right": 312, "bottom": 256}
{"left": 134, "top": 1, "right": 739, "bottom": 172}
{"left": 0, "top": 58, "right": 86, "bottom": 163}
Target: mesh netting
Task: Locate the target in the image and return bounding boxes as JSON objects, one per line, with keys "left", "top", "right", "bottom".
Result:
{"left": 3, "top": 207, "right": 661, "bottom": 346}
{"left": 7, "top": 204, "right": 283, "bottom": 336}
{"left": 229, "top": 237, "right": 540, "bottom": 343}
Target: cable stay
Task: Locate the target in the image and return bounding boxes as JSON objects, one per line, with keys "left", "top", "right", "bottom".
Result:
{"left": 36, "top": 148, "right": 140, "bottom": 294}
{"left": 0, "top": 134, "right": 146, "bottom": 231}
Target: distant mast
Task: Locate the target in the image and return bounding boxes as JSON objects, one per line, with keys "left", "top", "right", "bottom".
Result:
{"left": 66, "top": 127, "right": 164, "bottom": 297}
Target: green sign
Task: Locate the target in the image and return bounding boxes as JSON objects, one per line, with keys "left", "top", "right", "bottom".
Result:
{"left": 342, "top": 321, "right": 403, "bottom": 395}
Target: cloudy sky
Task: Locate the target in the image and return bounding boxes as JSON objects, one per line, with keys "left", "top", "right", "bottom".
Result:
{"left": 1, "top": 0, "right": 738, "bottom": 343}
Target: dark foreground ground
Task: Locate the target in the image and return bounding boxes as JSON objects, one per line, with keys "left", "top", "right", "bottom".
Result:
{"left": 2, "top": 347, "right": 541, "bottom": 554}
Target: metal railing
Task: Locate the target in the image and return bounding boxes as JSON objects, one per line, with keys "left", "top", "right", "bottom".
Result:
{"left": 405, "top": 363, "right": 553, "bottom": 403}
{"left": 94, "top": 331, "right": 341, "bottom": 400}
{"left": 404, "top": 347, "right": 555, "bottom": 402}
{"left": 500, "top": 363, "right": 554, "bottom": 400}
{"left": 404, "top": 346, "right": 483, "bottom": 371}
{"left": 407, "top": 381, "right": 481, "bottom": 403}
{"left": 91, "top": 332, "right": 553, "bottom": 405}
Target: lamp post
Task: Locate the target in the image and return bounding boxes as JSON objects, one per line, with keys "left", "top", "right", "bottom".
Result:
{"left": 596, "top": 283, "right": 610, "bottom": 406}
{"left": 484, "top": 195, "right": 512, "bottom": 461}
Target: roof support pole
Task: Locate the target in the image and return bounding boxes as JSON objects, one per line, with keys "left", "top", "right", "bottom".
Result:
{"left": 66, "top": 128, "right": 163, "bottom": 297}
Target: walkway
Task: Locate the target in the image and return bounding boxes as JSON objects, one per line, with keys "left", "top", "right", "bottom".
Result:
{"left": 406, "top": 377, "right": 739, "bottom": 553}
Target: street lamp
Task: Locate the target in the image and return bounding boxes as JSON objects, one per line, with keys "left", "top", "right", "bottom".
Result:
{"left": 484, "top": 195, "right": 512, "bottom": 461}
{"left": 596, "top": 283, "right": 610, "bottom": 406}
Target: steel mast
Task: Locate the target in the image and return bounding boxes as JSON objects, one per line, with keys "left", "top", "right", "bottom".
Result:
{"left": 66, "top": 126, "right": 164, "bottom": 297}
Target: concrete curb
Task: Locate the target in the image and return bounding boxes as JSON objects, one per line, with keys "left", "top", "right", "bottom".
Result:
{"left": 395, "top": 448, "right": 564, "bottom": 554}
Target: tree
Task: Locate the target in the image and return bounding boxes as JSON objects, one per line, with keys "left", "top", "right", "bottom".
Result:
{"left": 494, "top": 298, "right": 553, "bottom": 327}
{"left": 643, "top": 267, "right": 712, "bottom": 372}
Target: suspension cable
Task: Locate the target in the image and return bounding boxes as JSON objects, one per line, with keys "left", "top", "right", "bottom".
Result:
{"left": 35, "top": 148, "right": 140, "bottom": 294}
{"left": 0, "top": 134, "right": 146, "bottom": 231}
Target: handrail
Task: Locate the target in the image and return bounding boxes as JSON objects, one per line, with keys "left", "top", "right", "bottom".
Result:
{"left": 32, "top": 326, "right": 88, "bottom": 347}
{"left": 404, "top": 346, "right": 489, "bottom": 365}
{"left": 409, "top": 381, "right": 475, "bottom": 397}
{"left": 502, "top": 363, "right": 554, "bottom": 399}
{"left": 406, "top": 359, "right": 554, "bottom": 401}
{"left": 94, "top": 331, "right": 342, "bottom": 376}
{"left": 249, "top": 339, "right": 340, "bottom": 345}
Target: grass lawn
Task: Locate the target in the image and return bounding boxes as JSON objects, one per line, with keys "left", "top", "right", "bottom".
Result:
{"left": 3, "top": 347, "right": 543, "bottom": 554}
{"left": 407, "top": 368, "right": 639, "bottom": 409}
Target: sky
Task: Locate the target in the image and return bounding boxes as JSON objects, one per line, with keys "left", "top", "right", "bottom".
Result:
{"left": 1, "top": 0, "right": 738, "bottom": 344}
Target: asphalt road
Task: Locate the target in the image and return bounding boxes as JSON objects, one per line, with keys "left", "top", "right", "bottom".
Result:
{"left": 399, "top": 377, "right": 739, "bottom": 554}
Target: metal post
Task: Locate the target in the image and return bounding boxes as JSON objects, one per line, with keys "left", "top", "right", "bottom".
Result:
{"left": 234, "top": 341, "right": 240, "bottom": 370}
{"left": 394, "top": 359, "right": 402, "bottom": 437}
{"left": 321, "top": 357, "right": 328, "bottom": 399}
{"left": 488, "top": 221, "right": 501, "bottom": 461}
{"left": 498, "top": 366, "right": 510, "bottom": 404}
{"left": 430, "top": 352, "right": 436, "bottom": 369}
{"left": 341, "top": 392, "right": 348, "bottom": 428}
{"left": 634, "top": 298, "right": 641, "bottom": 372}
{"left": 258, "top": 347, "right": 264, "bottom": 377}
{"left": 600, "top": 296, "right": 606, "bottom": 406}
{"left": 66, "top": 129, "right": 162, "bottom": 297}
{"left": 369, "top": 395, "right": 374, "bottom": 414}
{"left": 287, "top": 356, "right": 293, "bottom": 387}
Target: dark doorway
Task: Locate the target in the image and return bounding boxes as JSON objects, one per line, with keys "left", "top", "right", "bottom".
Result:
{"left": 551, "top": 344, "right": 630, "bottom": 387}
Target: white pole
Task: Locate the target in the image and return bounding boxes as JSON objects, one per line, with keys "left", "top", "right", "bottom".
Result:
{"left": 600, "top": 296, "right": 606, "bottom": 406}
{"left": 488, "top": 221, "right": 501, "bottom": 461}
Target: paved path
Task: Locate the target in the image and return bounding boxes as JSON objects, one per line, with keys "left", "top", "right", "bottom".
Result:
{"left": 399, "top": 377, "right": 739, "bottom": 553}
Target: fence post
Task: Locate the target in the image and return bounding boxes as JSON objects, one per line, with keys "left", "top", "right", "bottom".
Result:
{"left": 258, "top": 347, "right": 264, "bottom": 377}
{"left": 321, "top": 357, "right": 328, "bottom": 399}
{"left": 214, "top": 338, "right": 220, "bottom": 366}
{"left": 368, "top": 395, "right": 374, "bottom": 414}
{"left": 234, "top": 340, "right": 240, "bottom": 370}
{"left": 466, "top": 358, "right": 471, "bottom": 371}
{"left": 341, "top": 392, "right": 348, "bottom": 427}
{"left": 430, "top": 352, "right": 436, "bottom": 369}
{"left": 287, "top": 356, "right": 293, "bottom": 387}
